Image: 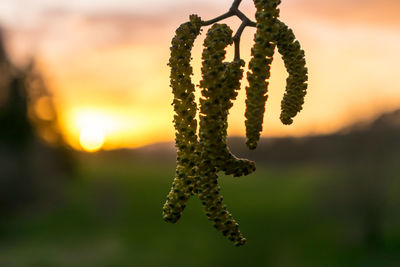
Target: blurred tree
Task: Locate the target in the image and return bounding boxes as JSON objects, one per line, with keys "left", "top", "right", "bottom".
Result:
{"left": 0, "top": 73, "right": 33, "bottom": 147}
{"left": 25, "top": 61, "right": 66, "bottom": 147}
{"left": 0, "top": 28, "right": 74, "bottom": 216}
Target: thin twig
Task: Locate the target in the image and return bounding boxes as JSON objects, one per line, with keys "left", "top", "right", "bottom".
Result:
{"left": 200, "top": 0, "right": 257, "bottom": 60}
{"left": 201, "top": 10, "right": 235, "bottom": 26}
{"left": 233, "top": 18, "right": 250, "bottom": 61}
{"left": 231, "top": 0, "right": 242, "bottom": 10}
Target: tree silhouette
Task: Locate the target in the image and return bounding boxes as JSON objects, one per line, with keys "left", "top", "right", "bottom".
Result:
{"left": 0, "top": 28, "right": 74, "bottom": 215}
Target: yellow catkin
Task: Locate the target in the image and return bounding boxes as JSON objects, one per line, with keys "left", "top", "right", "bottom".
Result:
{"left": 163, "top": 15, "right": 202, "bottom": 223}
{"left": 216, "top": 61, "right": 256, "bottom": 177}
{"left": 275, "top": 20, "right": 308, "bottom": 125}
{"left": 197, "top": 24, "right": 246, "bottom": 246}
{"left": 245, "top": 0, "right": 281, "bottom": 150}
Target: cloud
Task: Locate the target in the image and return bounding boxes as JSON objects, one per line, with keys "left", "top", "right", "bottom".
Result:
{"left": 4, "top": 2, "right": 220, "bottom": 50}
{"left": 81, "top": 12, "right": 172, "bottom": 47}
{"left": 285, "top": 0, "right": 400, "bottom": 27}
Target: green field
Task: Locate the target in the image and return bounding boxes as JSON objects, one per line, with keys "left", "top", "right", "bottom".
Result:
{"left": 1, "top": 157, "right": 400, "bottom": 267}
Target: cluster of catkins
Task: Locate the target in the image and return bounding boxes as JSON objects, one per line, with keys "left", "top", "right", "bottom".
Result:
{"left": 163, "top": 0, "right": 307, "bottom": 246}
{"left": 245, "top": 0, "right": 308, "bottom": 149}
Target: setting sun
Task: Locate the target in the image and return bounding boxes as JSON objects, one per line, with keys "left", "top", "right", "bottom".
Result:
{"left": 73, "top": 110, "right": 112, "bottom": 152}
{"left": 79, "top": 125, "right": 106, "bottom": 152}
{"left": 59, "top": 106, "right": 172, "bottom": 151}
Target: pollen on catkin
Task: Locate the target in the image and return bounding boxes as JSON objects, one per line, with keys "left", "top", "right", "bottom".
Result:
{"left": 216, "top": 60, "right": 256, "bottom": 177}
{"left": 162, "top": 14, "right": 202, "bottom": 223}
{"left": 197, "top": 23, "right": 247, "bottom": 246}
{"left": 275, "top": 20, "right": 308, "bottom": 125}
{"left": 245, "top": 0, "right": 281, "bottom": 150}
{"left": 199, "top": 25, "right": 256, "bottom": 178}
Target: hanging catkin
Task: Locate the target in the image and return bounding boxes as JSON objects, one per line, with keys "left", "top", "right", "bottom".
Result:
{"left": 197, "top": 24, "right": 247, "bottom": 246}
{"left": 163, "top": 15, "right": 202, "bottom": 223}
{"left": 163, "top": 0, "right": 308, "bottom": 246}
{"left": 245, "top": 0, "right": 281, "bottom": 150}
{"left": 275, "top": 20, "right": 308, "bottom": 125}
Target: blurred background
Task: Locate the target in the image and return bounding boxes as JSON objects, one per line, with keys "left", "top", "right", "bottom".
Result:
{"left": 0, "top": 0, "right": 400, "bottom": 266}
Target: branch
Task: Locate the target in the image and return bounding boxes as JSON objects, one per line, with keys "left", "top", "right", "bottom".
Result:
{"left": 200, "top": 0, "right": 256, "bottom": 60}
{"left": 231, "top": 0, "right": 242, "bottom": 10}
{"left": 233, "top": 18, "right": 251, "bottom": 61}
{"left": 201, "top": 10, "right": 235, "bottom": 26}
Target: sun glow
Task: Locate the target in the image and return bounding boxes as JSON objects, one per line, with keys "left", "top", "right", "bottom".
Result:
{"left": 79, "top": 125, "right": 105, "bottom": 152}
{"left": 73, "top": 110, "right": 114, "bottom": 152}
{"left": 60, "top": 107, "right": 170, "bottom": 151}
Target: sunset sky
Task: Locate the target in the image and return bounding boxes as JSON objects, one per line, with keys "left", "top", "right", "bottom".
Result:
{"left": 1, "top": 0, "right": 400, "bottom": 151}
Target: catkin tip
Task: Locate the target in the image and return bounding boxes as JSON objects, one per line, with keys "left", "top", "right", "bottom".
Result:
{"left": 235, "top": 238, "right": 247, "bottom": 247}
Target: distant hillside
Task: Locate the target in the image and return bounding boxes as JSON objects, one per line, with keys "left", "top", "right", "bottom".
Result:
{"left": 233, "top": 108, "right": 400, "bottom": 165}
{"left": 93, "top": 108, "right": 400, "bottom": 167}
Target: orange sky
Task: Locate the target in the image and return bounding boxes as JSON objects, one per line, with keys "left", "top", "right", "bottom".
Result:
{"left": 2, "top": 0, "right": 400, "bottom": 150}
